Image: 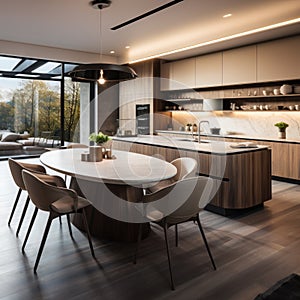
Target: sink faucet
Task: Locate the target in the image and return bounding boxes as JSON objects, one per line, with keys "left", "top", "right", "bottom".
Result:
{"left": 198, "top": 120, "right": 210, "bottom": 143}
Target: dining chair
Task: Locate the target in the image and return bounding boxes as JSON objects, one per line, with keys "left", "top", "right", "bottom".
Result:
{"left": 8, "top": 158, "right": 55, "bottom": 236}
{"left": 146, "top": 157, "right": 198, "bottom": 194}
{"left": 134, "top": 176, "right": 216, "bottom": 290}
{"left": 22, "top": 170, "right": 95, "bottom": 273}
{"left": 146, "top": 157, "right": 198, "bottom": 246}
{"left": 65, "top": 143, "right": 89, "bottom": 183}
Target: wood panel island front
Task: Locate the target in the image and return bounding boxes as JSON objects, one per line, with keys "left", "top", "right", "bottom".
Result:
{"left": 112, "top": 135, "right": 272, "bottom": 216}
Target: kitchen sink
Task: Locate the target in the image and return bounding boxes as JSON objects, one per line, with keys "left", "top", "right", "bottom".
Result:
{"left": 175, "top": 138, "right": 210, "bottom": 143}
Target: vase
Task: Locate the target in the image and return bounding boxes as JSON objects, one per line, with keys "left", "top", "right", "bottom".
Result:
{"left": 278, "top": 129, "right": 286, "bottom": 139}
{"left": 89, "top": 145, "right": 103, "bottom": 162}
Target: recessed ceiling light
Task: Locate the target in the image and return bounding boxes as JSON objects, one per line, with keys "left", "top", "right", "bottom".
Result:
{"left": 110, "top": 50, "right": 115, "bottom": 54}
{"left": 125, "top": 46, "right": 130, "bottom": 49}
{"left": 223, "top": 13, "right": 232, "bottom": 18}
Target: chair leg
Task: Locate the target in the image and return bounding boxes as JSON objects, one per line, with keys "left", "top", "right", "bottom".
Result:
{"left": 163, "top": 222, "right": 175, "bottom": 290}
{"left": 133, "top": 223, "right": 143, "bottom": 264}
{"left": 66, "top": 214, "right": 73, "bottom": 239}
{"left": 175, "top": 224, "right": 178, "bottom": 247}
{"left": 81, "top": 208, "right": 95, "bottom": 258}
{"left": 196, "top": 214, "right": 216, "bottom": 270}
{"left": 16, "top": 195, "right": 30, "bottom": 237}
{"left": 34, "top": 213, "right": 53, "bottom": 273}
{"left": 59, "top": 216, "right": 62, "bottom": 225}
{"left": 8, "top": 188, "right": 22, "bottom": 226}
{"left": 22, "top": 207, "right": 38, "bottom": 253}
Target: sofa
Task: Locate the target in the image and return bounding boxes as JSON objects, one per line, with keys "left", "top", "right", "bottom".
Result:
{"left": 0, "top": 131, "right": 60, "bottom": 156}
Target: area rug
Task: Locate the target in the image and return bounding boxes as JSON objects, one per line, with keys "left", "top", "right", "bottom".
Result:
{"left": 254, "top": 273, "right": 300, "bottom": 299}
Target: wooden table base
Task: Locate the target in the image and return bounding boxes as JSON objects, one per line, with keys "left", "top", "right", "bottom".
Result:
{"left": 70, "top": 177, "right": 150, "bottom": 242}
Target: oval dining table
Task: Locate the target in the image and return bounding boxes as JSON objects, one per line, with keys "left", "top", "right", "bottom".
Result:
{"left": 40, "top": 148, "right": 177, "bottom": 242}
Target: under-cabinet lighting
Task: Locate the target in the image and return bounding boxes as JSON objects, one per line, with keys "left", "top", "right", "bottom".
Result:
{"left": 129, "top": 17, "right": 300, "bottom": 64}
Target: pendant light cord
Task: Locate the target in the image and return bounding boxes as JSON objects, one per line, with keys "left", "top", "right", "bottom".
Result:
{"left": 99, "top": 8, "right": 103, "bottom": 62}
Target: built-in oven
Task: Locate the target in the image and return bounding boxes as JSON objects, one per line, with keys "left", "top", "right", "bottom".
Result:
{"left": 136, "top": 104, "right": 150, "bottom": 135}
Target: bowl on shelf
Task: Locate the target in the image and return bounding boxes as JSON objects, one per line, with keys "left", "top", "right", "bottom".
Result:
{"left": 280, "top": 84, "right": 292, "bottom": 95}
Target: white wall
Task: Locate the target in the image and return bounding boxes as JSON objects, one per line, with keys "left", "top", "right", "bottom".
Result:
{"left": 0, "top": 40, "right": 117, "bottom": 63}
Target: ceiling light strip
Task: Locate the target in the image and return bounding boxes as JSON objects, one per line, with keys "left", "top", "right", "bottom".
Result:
{"left": 129, "top": 17, "right": 300, "bottom": 64}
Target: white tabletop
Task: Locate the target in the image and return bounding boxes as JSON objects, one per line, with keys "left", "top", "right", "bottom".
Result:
{"left": 40, "top": 149, "right": 177, "bottom": 185}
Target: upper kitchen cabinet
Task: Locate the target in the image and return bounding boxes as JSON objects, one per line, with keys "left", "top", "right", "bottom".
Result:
{"left": 257, "top": 35, "right": 300, "bottom": 82}
{"left": 195, "top": 52, "right": 223, "bottom": 87}
{"left": 223, "top": 45, "right": 257, "bottom": 85}
{"left": 161, "top": 57, "right": 196, "bottom": 90}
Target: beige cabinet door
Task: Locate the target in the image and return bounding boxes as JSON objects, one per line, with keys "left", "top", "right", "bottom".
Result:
{"left": 257, "top": 35, "right": 300, "bottom": 82}
{"left": 223, "top": 45, "right": 257, "bottom": 85}
{"left": 196, "top": 52, "right": 222, "bottom": 87}
{"left": 170, "top": 58, "right": 196, "bottom": 90}
{"left": 160, "top": 62, "right": 172, "bottom": 91}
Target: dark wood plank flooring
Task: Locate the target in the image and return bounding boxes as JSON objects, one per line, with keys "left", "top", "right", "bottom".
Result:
{"left": 0, "top": 158, "right": 299, "bottom": 300}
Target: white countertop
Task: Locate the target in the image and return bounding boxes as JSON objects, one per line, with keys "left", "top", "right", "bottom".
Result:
{"left": 113, "top": 135, "right": 269, "bottom": 155}
{"left": 156, "top": 130, "right": 300, "bottom": 144}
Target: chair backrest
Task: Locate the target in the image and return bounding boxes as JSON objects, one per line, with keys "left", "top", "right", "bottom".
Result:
{"left": 67, "top": 143, "right": 88, "bottom": 149}
{"left": 146, "top": 157, "right": 198, "bottom": 194}
{"left": 22, "top": 170, "right": 77, "bottom": 212}
{"left": 171, "top": 157, "right": 198, "bottom": 181}
{"left": 144, "top": 176, "right": 213, "bottom": 225}
{"left": 8, "top": 158, "right": 46, "bottom": 190}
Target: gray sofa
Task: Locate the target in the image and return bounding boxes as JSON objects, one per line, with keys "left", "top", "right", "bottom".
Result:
{"left": 0, "top": 131, "right": 60, "bottom": 156}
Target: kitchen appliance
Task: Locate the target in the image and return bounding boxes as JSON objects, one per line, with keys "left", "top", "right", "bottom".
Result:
{"left": 136, "top": 104, "right": 150, "bottom": 135}
{"left": 210, "top": 127, "right": 221, "bottom": 135}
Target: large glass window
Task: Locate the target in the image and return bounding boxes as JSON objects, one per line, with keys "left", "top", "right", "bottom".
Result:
{"left": 0, "top": 56, "right": 92, "bottom": 158}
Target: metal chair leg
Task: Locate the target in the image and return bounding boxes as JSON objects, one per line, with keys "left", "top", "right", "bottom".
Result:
{"left": 133, "top": 223, "right": 143, "bottom": 264}
{"left": 34, "top": 213, "right": 53, "bottom": 273}
{"left": 16, "top": 195, "right": 30, "bottom": 237}
{"left": 66, "top": 214, "right": 73, "bottom": 239}
{"left": 81, "top": 208, "right": 95, "bottom": 258}
{"left": 175, "top": 224, "right": 178, "bottom": 247}
{"left": 163, "top": 222, "right": 175, "bottom": 290}
{"left": 8, "top": 188, "right": 22, "bottom": 226}
{"left": 22, "top": 207, "right": 38, "bottom": 253}
{"left": 196, "top": 214, "right": 216, "bottom": 270}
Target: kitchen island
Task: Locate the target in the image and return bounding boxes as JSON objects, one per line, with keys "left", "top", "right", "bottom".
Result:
{"left": 112, "top": 135, "right": 272, "bottom": 216}
{"left": 156, "top": 130, "right": 300, "bottom": 181}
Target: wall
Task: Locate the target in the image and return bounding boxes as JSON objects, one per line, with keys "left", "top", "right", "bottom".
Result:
{"left": 0, "top": 40, "right": 117, "bottom": 63}
{"left": 170, "top": 110, "right": 300, "bottom": 140}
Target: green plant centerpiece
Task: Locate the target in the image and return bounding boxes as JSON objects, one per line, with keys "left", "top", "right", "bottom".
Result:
{"left": 89, "top": 131, "right": 110, "bottom": 145}
{"left": 274, "top": 122, "right": 289, "bottom": 139}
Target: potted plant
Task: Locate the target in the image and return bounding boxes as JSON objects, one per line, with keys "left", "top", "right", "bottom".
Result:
{"left": 274, "top": 122, "right": 289, "bottom": 139}
{"left": 89, "top": 131, "right": 110, "bottom": 145}
{"left": 185, "top": 123, "right": 192, "bottom": 131}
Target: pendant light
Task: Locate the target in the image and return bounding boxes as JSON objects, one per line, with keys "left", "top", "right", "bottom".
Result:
{"left": 69, "top": 0, "right": 137, "bottom": 83}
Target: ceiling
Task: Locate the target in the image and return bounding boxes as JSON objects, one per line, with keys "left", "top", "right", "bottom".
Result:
{"left": 0, "top": 0, "right": 300, "bottom": 64}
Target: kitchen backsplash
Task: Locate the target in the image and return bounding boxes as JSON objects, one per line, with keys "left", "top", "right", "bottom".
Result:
{"left": 170, "top": 111, "right": 300, "bottom": 140}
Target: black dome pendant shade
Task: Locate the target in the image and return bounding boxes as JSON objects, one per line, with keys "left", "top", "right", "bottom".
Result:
{"left": 69, "top": 1, "right": 138, "bottom": 83}
{"left": 69, "top": 63, "right": 137, "bottom": 82}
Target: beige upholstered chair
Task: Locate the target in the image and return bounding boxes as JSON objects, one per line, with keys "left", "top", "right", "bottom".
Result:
{"left": 22, "top": 170, "right": 95, "bottom": 273}
{"left": 66, "top": 143, "right": 88, "bottom": 149}
{"left": 146, "top": 157, "right": 198, "bottom": 246}
{"left": 65, "top": 143, "right": 88, "bottom": 182}
{"left": 146, "top": 157, "right": 198, "bottom": 194}
{"left": 134, "top": 176, "right": 216, "bottom": 290}
{"left": 8, "top": 158, "right": 62, "bottom": 236}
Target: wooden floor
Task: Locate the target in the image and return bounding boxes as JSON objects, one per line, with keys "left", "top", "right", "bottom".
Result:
{"left": 0, "top": 158, "right": 299, "bottom": 300}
